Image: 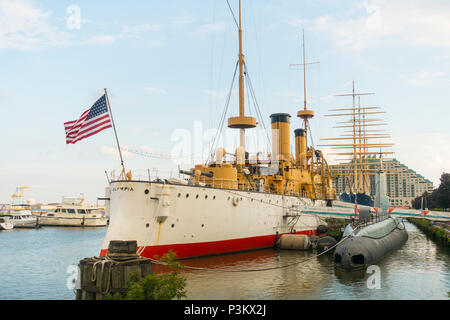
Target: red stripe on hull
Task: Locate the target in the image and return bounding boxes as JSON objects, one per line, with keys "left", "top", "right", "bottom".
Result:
{"left": 100, "top": 230, "right": 316, "bottom": 259}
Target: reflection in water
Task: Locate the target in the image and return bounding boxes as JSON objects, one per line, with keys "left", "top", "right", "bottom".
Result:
{"left": 180, "top": 249, "right": 336, "bottom": 300}
{"left": 0, "top": 222, "right": 448, "bottom": 300}
{"left": 181, "top": 222, "right": 449, "bottom": 300}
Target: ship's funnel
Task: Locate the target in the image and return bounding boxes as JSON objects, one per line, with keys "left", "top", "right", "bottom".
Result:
{"left": 216, "top": 148, "right": 226, "bottom": 166}
{"left": 295, "top": 128, "right": 307, "bottom": 168}
{"left": 270, "top": 113, "right": 291, "bottom": 161}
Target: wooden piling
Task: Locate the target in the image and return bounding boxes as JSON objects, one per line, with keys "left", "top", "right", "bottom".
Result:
{"left": 76, "top": 240, "right": 153, "bottom": 300}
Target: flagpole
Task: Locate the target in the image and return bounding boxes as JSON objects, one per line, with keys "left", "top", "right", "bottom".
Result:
{"left": 104, "top": 88, "right": 127, "bottom": 179}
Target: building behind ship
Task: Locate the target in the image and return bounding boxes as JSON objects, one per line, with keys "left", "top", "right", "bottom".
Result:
{"left": 330, "top": 157, "right": 434, "bottom": 208}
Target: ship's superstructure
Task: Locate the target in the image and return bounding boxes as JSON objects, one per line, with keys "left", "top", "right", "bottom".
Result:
{"left": 100, "top": 1, "right": 336, "bottom": 259}
{"left": 189, "top": 24, "right": 335, "bottom": 200}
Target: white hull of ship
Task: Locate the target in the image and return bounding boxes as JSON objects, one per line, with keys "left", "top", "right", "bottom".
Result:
{"left": 101, "top": 181, "right": 328, "bottom": 259}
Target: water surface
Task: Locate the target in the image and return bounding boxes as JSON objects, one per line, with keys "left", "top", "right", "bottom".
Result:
{"left": 0, "top": 222, "right": 448, "bottom": 300}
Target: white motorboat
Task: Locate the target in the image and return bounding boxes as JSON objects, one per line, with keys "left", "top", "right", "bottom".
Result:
{"left": 0, "top": 187, "right": 38, "bottom": 228}
{"left": 0, "top": 216, "right": 14, "bottom": 230}
{"left": 37, "top": 197, "right": 107, "bottom": 227}
{"left": 1, "top": 210, "right": 38, "bottom": 228}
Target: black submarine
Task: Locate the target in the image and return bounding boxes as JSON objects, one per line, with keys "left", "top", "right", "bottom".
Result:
{"left": 333, "top": 161, "right": 408, "bottom": 271}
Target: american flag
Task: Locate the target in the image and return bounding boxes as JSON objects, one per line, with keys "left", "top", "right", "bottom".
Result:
{"left": 64, "top": 95, "right": 112, "bottom": 144}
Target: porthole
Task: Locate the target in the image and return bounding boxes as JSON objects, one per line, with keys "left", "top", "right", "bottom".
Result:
{"left": 205, "top": 195, "right": 208, "bottom": 199}
{"left": 196, "top": 194, "right": 199, "bottom": 199}
{"left": 201, "top": 224, "right": 204, "bottom": 228}
{"left": 144, "top": 189, "right": 149, "bottom": 195}
{"left": 228, "top": 197, "right": 231, "bottom": 201}
{"left": 186, "top": 194, "right": 189, "bottom": 198}
{"left": 171, "top": 224, "right": 175, "bottom": 228}
{"left": 213, "top": 196, "right": 216, "bottom": 200}
{"left": 178, "top": 193, "right": 181, "bottom": 198}
{"left": 146, "top": 223, "right": 150, "bottom": 228}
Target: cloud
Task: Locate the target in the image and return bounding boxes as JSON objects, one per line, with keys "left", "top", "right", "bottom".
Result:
{"left": 204, "top": 89, "right": 227, "bottom": 100}
{"left": 407, "top": 70, "right": 447, "bottom": 86}
{"left": 394, "top": 133, "right": 450, "bottom": 187}
{"left": 101, "top": 146, "right": 133, "bottom": 158}
{"left": 0, "top": 1, "right": 162, "bottom": 50}
{"left": 287, "top": 19, "right": 311, "bottom": 28}
{"left": 322, "top": 147, "right": 341, "bottom": 165}
{"left": 192, "top": 22, "right": 227, "bottom": 36}
{"left": 0, "top": 88, "right": 15, "bottom": 99}
{"left": 281, "top": 91, "right": 303, "bottom": 104}
{"left": 118, "top": 24, "right": 161, "bottom": 39}
{"left": 86, "top": 34, "right": 116, "bottom": 45}
{"left": 139, "top": 146, "right": 154, "bottom": 152}
{"left": 0, "top": 0, "right": 71, "bottom": 50}
{"left": 319, "top": 94, "right": 335, "bottom": 103}
{"left": 171, "top": 16, "right": 194, "bottom": 28}
{"left": 313, "top": 0, "right": 450, "bottom": 54}
{"left": 144, "top": 87, "right": 168, "bottom": 95}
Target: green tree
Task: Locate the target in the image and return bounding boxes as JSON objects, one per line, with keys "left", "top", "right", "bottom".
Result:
{"left": 413, "top": 173, "right": 450, "bottom": 210}
{"left": 105, "top": 250, "right": 187, "bottom": 300}
{"left": 435, "top": 173, "right": 450, "bottom": 209}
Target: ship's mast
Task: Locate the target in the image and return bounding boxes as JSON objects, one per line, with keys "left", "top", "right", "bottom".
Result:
{"left": 296, "top": 30, "right": 317, "bottom": 152}
{"left": 227, "top": 0, "right": 256, "bottom": 150}
{"left": 238, "top": 0, "right": 245, "bottom": 147}
{"left": 302, "top": 31, "right": 308, "bottom": 136}
{"left": 321, "top": 82, "right": 396, "bottom": 195}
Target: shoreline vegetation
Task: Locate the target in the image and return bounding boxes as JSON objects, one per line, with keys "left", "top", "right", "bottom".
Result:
{"left": 409, "top": 172, "right": 450, "bottom": 250}
{"left": 408, "top": 218, "right": 449, "bottom": 249}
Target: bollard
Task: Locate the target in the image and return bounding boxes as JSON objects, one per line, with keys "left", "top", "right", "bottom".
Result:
{"left": 76, "top": 240, "right": 153, "bottom": 300}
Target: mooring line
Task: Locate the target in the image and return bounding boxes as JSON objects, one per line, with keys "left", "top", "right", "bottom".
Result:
{"left": 148, "top": 225, "right": 361, "bottom": 273}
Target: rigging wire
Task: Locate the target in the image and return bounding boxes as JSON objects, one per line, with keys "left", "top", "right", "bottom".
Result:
{"left": 308, "top": 120, "right": 315, "bottom": 149}
{"left": 208, "top": 0, "right": 217, "bottom": 130}
{"left": 225, "top": 0, "right": 239, "bottom": 29}
{"left": 206, "top": 61, "right": 240, "bottom": 165}
{"left": 244, "top": 63, "right": 271, "bottom": 152}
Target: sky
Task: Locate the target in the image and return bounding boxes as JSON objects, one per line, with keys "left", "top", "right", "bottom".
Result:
{"left": 0, "top": 0, "right": 449, "bottom": 204}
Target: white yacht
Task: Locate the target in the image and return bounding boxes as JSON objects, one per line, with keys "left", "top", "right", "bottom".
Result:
{"left": 2, "top": 211, "right": 38, "bottom": 228}
{"left": 0, "top": 216, "right": 13, "bottom": 230}
{"left": 37, "top": 197, "right": 107, "bottom": 227}
{"left": 0, "top": 204, "right": 38, "bottom": 228}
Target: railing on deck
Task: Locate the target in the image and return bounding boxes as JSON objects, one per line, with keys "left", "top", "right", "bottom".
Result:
{"left": 107, "top": 169, "right": 332, "bottom": 200}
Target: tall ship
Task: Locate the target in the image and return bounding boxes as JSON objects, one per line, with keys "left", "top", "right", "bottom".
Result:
{"left": 100, "top": 1, "right": 337, "bottom": 259}
{"left": 320, "top": 83, "right": 395, "bottom": 207}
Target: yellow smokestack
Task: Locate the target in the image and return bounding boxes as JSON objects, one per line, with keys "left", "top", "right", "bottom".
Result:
{"left": 270, "top": 113, "right": 291, "bottom": 161}
{"left": 295, "top": 129, "right": 307, "bottom": 168}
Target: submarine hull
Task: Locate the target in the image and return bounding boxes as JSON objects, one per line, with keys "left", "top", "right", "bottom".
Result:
{"left": 334, "top": 227, "right": 408, "bottom": 271}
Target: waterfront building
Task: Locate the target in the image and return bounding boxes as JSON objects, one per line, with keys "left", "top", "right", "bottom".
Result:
{"left": 330, "top": 157, "right": 434, "bottom": 208}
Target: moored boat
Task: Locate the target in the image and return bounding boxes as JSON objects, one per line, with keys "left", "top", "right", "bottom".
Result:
{"left": 0, "top": 210, "right": 38, "bottom": 228}
{"left": 0, "top": 216, "right": 14, "bottom": 230}
{"left": 37, "top": 197, "right": 107, "bottom": 227}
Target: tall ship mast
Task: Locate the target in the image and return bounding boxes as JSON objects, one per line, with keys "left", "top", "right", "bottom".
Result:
{"left": 320, "top": 82, "right": 395, "bottom": 205}
{"left": 101, "top": 1, "right": 336, "bottom": 259}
